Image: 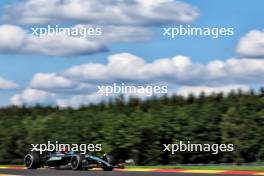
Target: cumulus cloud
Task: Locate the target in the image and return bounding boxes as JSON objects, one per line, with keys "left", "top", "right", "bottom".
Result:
{"left": 0, "top": 24, "right": 150, "bottom": 56}
{"left": 56, "top": 93, "right": 107, "bottom": 109}
{"left": 29, "top": 53, "right": 264, "bottom": 91}
{"left": 237, "top": 30, "right": 264, "bottom": 58}
{"left": 0, "top": 0, "right": 199, "bottom": 56}
{"left": 30, "top": 73, "right": 96, "bottom": 93}
{"left": 43, "top": 54, "right": 264, "bottom": 88}
{"left": 0, "top": 77, "right": 18, "bottom": 90}
{"left": 0, "top": 25, "right": 27, "bottom": 53}
{"left": 9, "top": 53, "right": 264, "bottom": 108}
{"left": 30, "top": 73, "right": 76, "bottom": 90}
{"left": 176, "top": 85, "right": 250, "bottom": 97}
{"left": 63, "top": 53, "right": 148, "bottom": 82}
{"left": 4, "top": 0, "right": 199, "bottom": 25}
{"left": 10, "top": 89, "right": 56, "bottom": 107}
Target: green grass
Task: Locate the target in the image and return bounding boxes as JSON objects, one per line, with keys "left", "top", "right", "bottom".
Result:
{"left": 126, "top": 165, "right": 264, "bottom": 171}
{"left": 0, "top": 165, "right": 23, "bottom": 167}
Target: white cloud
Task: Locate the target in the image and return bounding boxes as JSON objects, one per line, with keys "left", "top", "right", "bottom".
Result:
{"left": 10, "top": 89, "right": 56, "bottom": 107}
{"left": 64, "top": 54, "right": 264, "bottom": 86}
{"left": 4, "top": 0, "right": 199, "bottom": 25}
{"left": 0, "top": 24, "right": 150, "bottom": 56}
{"left": 0, "top": 25, "right": 27, "bottom": 53}
{"left": 29, "top": 53, "right": 264, "bottom": 92}
{"left": 62, "top": 53, "right": 202, "bottom": 84}
{"left": 11, "top": 53, "right": 264, "bottom": 108}
{"left": 0, "top": 77, "right": 18, "bottom": 90}
{"left": 30, "top": 73, "right": 95, "bottom": 93}
{"left": 30, "top": 73, "right": 76, "bottom": 90}
{"left": 237, "top": 30, "right": 264, "bottom": 58}
{"left": 0, "top": 0, "right": 199, "bottom": 57}
{"left": 176, "top": 85, "right": 250, "bottom": 97}
{"left": 63, "top": 53, "right": 148, "bottom": 82}
{"left": 56, "top": 93, "right": 106, "bottom": 109}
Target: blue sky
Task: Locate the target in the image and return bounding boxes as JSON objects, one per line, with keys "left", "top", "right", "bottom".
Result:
{"left": 0, "top": 0, "right": 264, "bottom": 107}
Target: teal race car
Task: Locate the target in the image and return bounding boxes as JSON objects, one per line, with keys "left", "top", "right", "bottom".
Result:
{"left": 24, "top": 151, "right": 123, "bottom": 171}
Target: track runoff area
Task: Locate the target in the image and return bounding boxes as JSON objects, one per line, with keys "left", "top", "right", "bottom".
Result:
{"left": 1, "top": 166, "right": 264, "bottom": 176}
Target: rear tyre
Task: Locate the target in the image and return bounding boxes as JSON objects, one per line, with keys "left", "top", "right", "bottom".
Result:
{"left": 24, "top": 152, "right": 41, "bottom": 169}
{"left": 70, "top": 154, "right": 83, "bottom": 170}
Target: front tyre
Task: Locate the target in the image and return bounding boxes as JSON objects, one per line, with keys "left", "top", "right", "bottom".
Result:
{"left": 102, "top": 166, "right": 113, "bottom": 171}
{"left": 70, "top": 154, "right": 83, "bottom": 170}
{"left": 24, "top": 152, "right": 41, "bottom": 169}
{"left": 103, "top": 154, "right": 115, "bottom": 165}
{"left": 102, "top": 154, "right": 114, "bottom": 171}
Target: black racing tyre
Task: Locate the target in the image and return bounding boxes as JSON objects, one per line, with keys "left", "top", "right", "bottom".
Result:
{"left": 70, "top": 154, "right": 83, "bottom": 170}
{"left": 102, "top": 166, "right": 113, "bottom": 171}
{"left": 24, "top": 152, "right": 41, "bottom": 169}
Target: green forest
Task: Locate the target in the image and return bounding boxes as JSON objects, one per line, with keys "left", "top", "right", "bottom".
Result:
{"left": 0, "top": 89, "right": 264, "bottom": 165}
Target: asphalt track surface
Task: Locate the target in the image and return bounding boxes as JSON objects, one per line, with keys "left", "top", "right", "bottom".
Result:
{"left": 0, "top": 169, "right": 257, "bottom": 176}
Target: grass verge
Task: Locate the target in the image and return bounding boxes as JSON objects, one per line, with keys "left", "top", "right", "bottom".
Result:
{"left": 126, "top": 165, "right": 264, "bottom": 171}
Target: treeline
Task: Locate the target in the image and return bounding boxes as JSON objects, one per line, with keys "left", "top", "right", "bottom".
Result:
{"left": 0, "top": 89, "right": 264, "bottom": 165}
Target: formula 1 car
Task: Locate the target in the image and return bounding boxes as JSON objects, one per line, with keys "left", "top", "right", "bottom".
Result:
{"left": 24, "top": 151, "right": 123, "bottom": 171}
